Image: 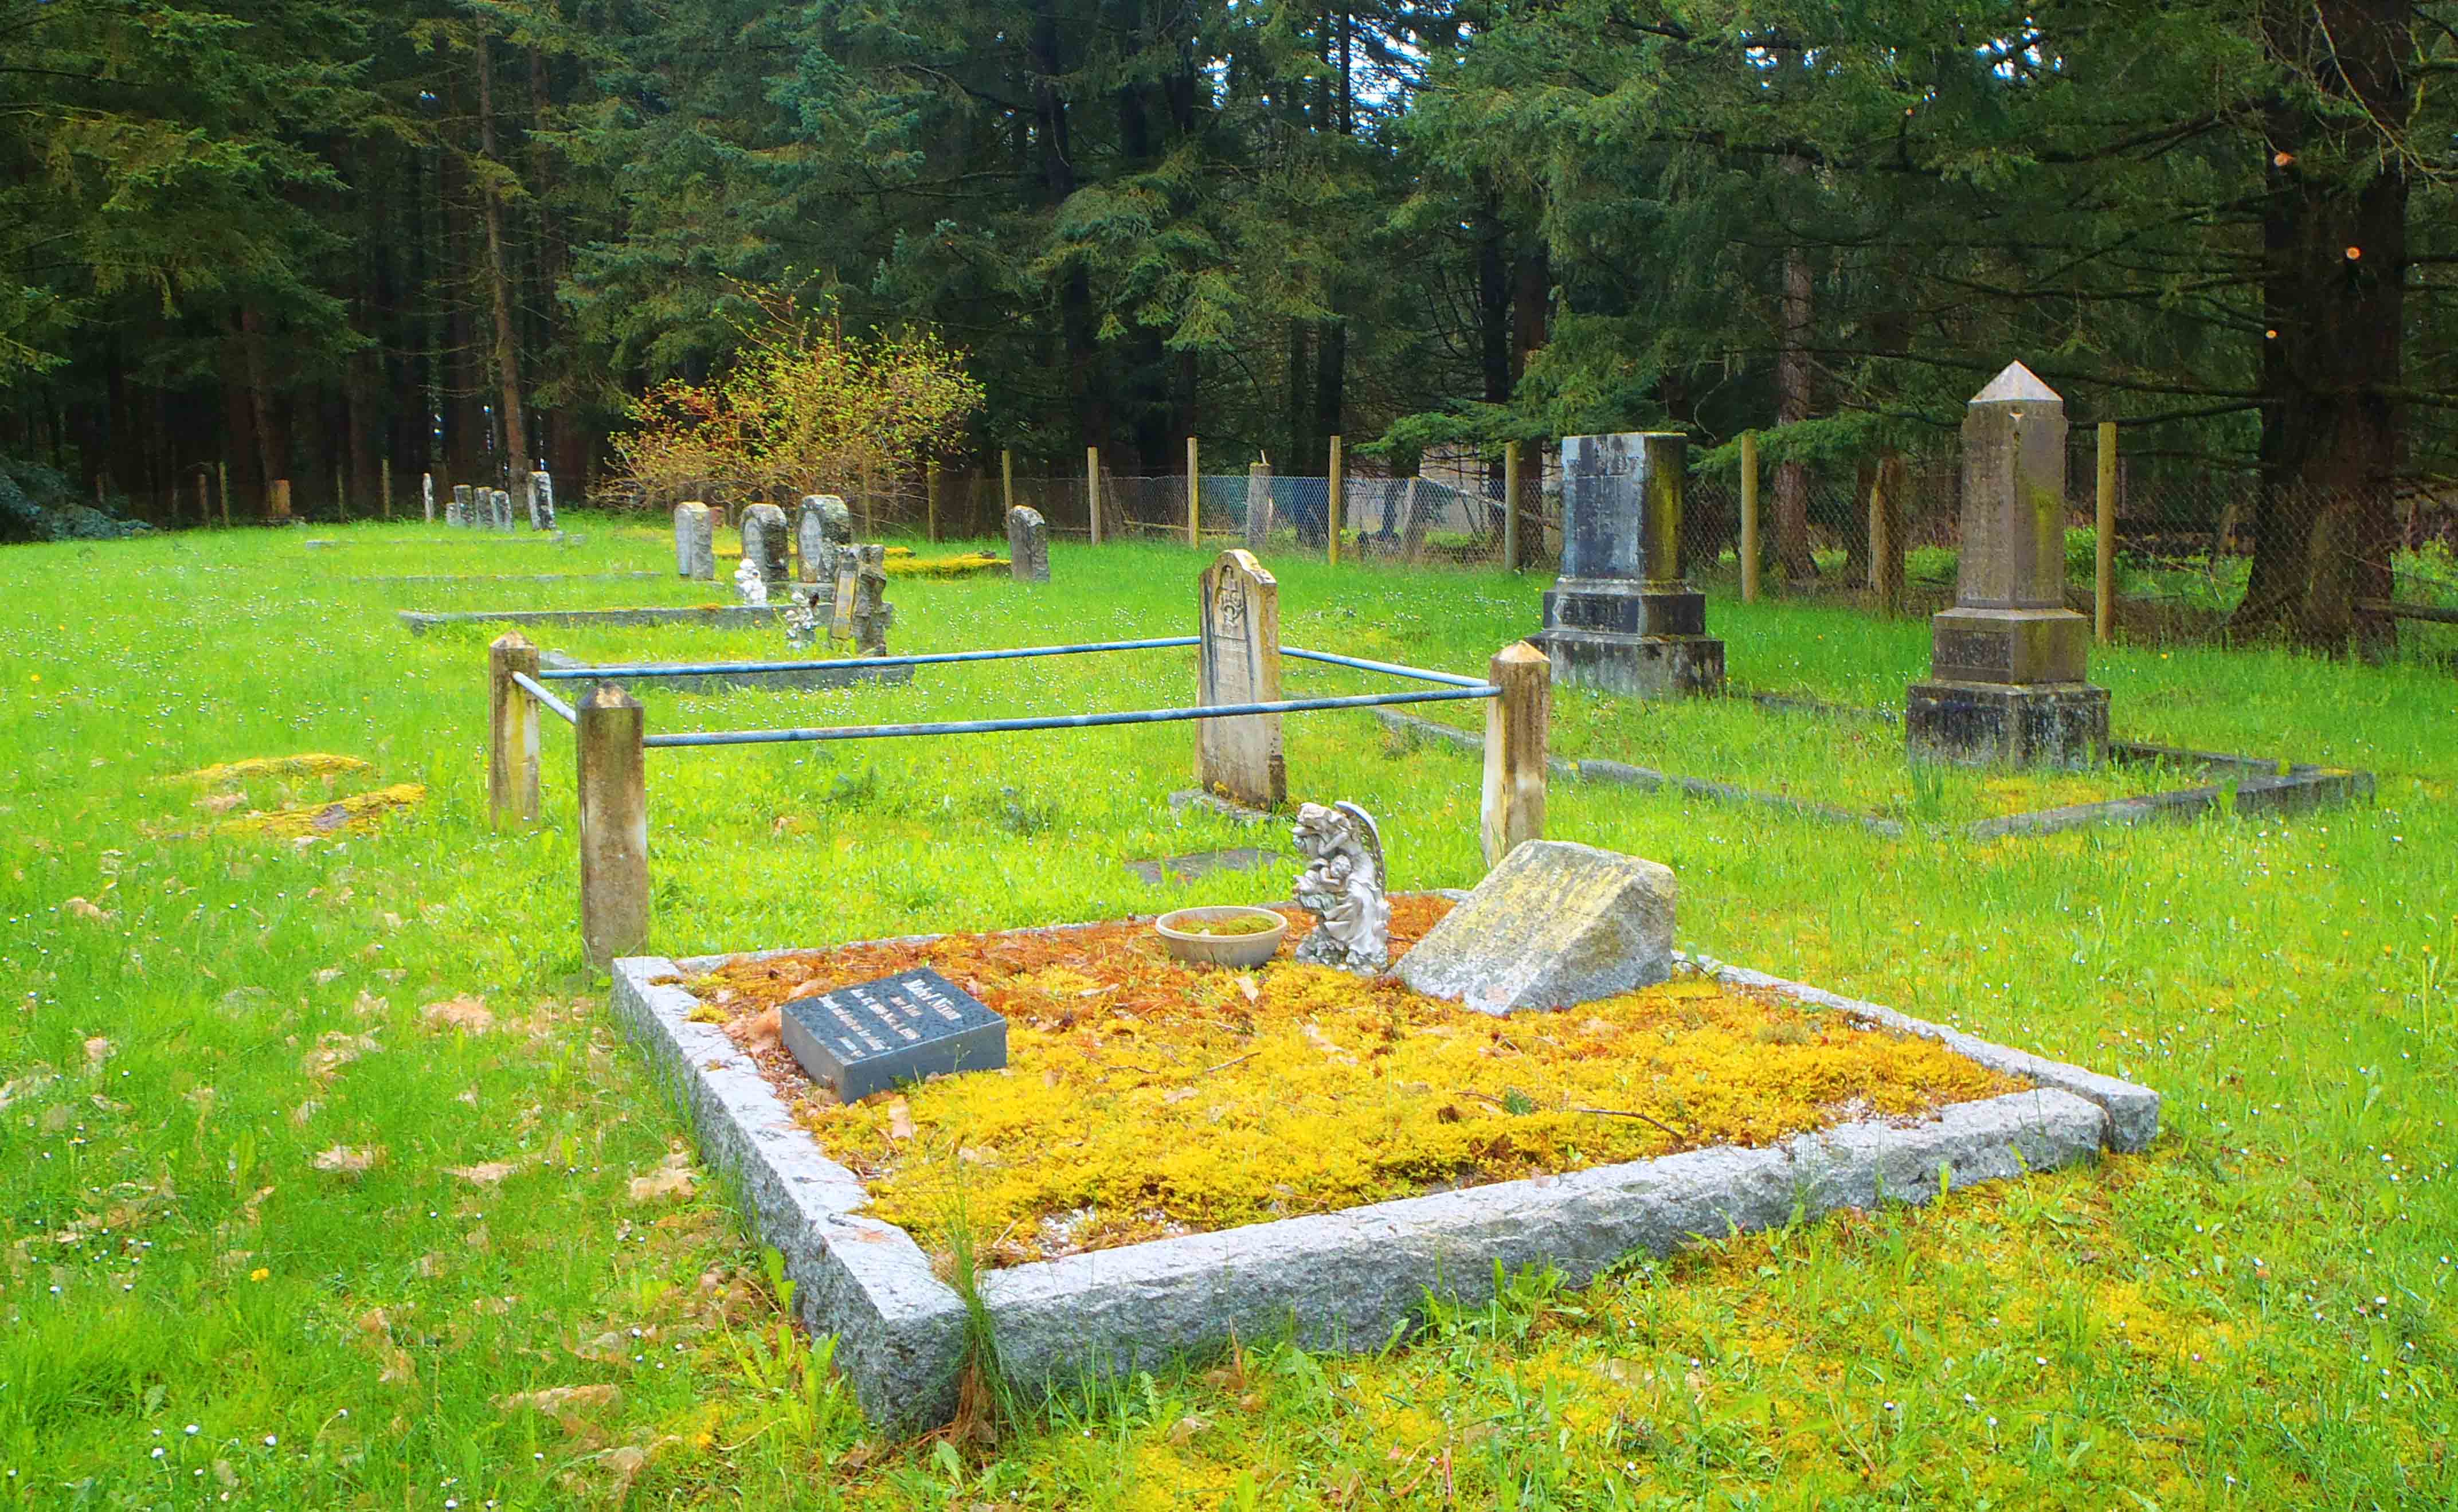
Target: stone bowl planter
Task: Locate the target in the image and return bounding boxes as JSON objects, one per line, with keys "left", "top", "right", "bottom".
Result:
{"left": 1153, "top": 906, "right": 1289, "bottom": 968}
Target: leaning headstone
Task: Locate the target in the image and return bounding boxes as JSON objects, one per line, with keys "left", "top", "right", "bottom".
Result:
{"left": 450, "top": 484, "right": 473, "bottom": 527}
{"left": 494, "top": 488, "right": 516, "bottom": 531}
{"left": 1536, "top": 432, "right": 1724, "bottom": 699}
{"left": 1006, "top": 506, "right": 1049, "bottom": 583}
{"left": 740, "top": 503, "right": 792, "bottom": 592}
{"left": 778, "top": 969, "right": 1007, "bottom": 1103}
{"left": 1907, "top": 363, "right": 2108, "bottom": 767}
{"left": 1396, "top": 840, "right": 1675, "bottom": 1014}
{"left": 1195, "top": 549, "right": 1285, "bottom": 810}
{"left": 422, "top": 473, "right": 435, "bottom": 523}
{"left": 1243, "top": 462, "right": 1274, "bottom": 552}
{"left": 529, "top": 471, "right": 555, "bottom": 531}
{"left": 674, "top": 502, "right": 715, "bottom": 579}
{"left": 797, "top": 495, "right": 851, "bottom": 577}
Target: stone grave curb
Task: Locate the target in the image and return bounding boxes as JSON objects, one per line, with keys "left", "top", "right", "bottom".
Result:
{"left": 354, "top": 570, "right": 665, "bottom": 585}
{"left": 400, "top": 605, "right": 787, "bottom": 635}
{"left": 1375, "top": 705, "right": 2371, "bottom": 841}
{"left": 611, "top": 925, "right": 2157, "bottom": 1429}
{"left": 608, "top": 955, "right": 968, "bottom": 1432}
{"left": 537, "top": 650, "right": 913, "bottom": 694}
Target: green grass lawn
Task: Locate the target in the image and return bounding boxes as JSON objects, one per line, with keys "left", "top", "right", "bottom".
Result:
{"left": 3, "top": 517, "right": 2452, "bottom": 1508}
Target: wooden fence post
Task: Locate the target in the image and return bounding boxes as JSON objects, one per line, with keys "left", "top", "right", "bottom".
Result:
{"left": 2096, "top": 421, "right": 2118, "bottom": 644}
{"left": 1000, "top": 449, "right": 1015, "bottom": 523}
{"left": 1739, "top": 431, "right": 1760, "bottom": 604}
{"left": 1327, "top": 434, "right": 1344, "bottom": 565}
{"left": 1481, "top": 641, "right": 1549, "bottom": 868}
{"left": 1087, "top": 444, "right": 1102, "bottom": 546}
{"left": 488, "top": 633, "right": 542, "bottom": 828}
{"left": 218, "top": 460, "right": 230, "bottom": 528}
{"left": 926, "top": 460, "right": 941, "bottom": 543}
{"left": 194, "top": 469, "right": 209, "bottom": 528}
{"left": 1185, "top": 436, "right": 1200, "bottom": 545}
{"left": 268, "top": 478, "right": 292, "bottom": 522}
{"left": 1502, "top": 440, "right": 1522, "bottom": 571}
{"left": 379, "top": 456, "right": 392, "bottom": 520}
{"left": 577, "top": 682, "right": 649, "bottom": 970}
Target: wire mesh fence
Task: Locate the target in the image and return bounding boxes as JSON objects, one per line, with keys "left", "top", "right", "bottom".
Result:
{"left": 602, "top": 448, "right": 2458, "bottom": 648}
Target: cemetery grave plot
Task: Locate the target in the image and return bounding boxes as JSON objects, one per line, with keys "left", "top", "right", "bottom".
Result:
{"left": 613, "top": 895, "right": 2155, "bottom": 1429}
{"left": 1381, "top": 692, "right": 2371, "bottom": 838}
{"left": 144, "top": 751, "right": 426, "bottom": 842}
{"left": 676, "top": 894, "right": 2025, "bottom": 1266}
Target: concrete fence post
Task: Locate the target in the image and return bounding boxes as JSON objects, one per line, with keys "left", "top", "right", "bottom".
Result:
{"left": 577, "top": 683, "right": 649, "bottom": 970}
{"left": 1481, "top": 641, "right": 1551, "bottom": 868}
{"left": 926, "top": 460, "right": 941, "bottom": 544}
{"left": 488, "top": 632, "right": 542, "bottom": 828}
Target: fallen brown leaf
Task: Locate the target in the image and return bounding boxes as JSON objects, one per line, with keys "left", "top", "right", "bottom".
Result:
{"left": 503, "top": 1384, "right": 622, "bottom": 1417}
{"left": 311, "top": 1144, "right": 382, "bottom": 1177}
{"left": 447, "top": 1160, "right": 517, "bottom": 1188}
{"left": 64, "top": 896, "right": 116, "bottom": 923}
{"left": 82, "top": 1036, "right": 112, "bottom": 1070}
{"left": 421, "top": 995, "right": 495, "bottom": 1035}
{"left": 627, "top": 1150, "right": 696, "bottom": 1203}
{"left": 887, "top": 1097, "right": 916, "bottom": 1141}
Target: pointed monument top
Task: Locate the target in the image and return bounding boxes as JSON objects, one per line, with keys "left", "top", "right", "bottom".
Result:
{"left": 1970, "top": 362, "right": 2062, "bottom": 406}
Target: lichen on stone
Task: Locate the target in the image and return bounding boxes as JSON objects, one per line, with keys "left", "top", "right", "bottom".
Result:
{"left": 169, "top": 753, "right": 375, "bottom": 786}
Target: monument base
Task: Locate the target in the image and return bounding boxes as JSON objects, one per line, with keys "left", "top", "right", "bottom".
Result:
{"left": 1928, "top": 606, "right": 2089, "bottom": 684}
{"left": 1540, "top": 629, "right": 1725, "bottom": 699}
{"left": 1906, "top": 679, "right": 2109, "bottom": 768}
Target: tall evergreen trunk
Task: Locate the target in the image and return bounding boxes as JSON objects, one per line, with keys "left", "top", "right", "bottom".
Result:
{"left": 239, "top": 307, "right": 283, "bottom": 513}
{"left": 1775, "top": 234, "right": 1815, "bottom": 587}
{"left": 474, "top": 35, "right": 530, "bottom": 486}
{"left": 2232, "top": 0, "right": 2411, "bottom": 652}
{"left": 1510, "top": 241, "right": 1549, "bottom": 567}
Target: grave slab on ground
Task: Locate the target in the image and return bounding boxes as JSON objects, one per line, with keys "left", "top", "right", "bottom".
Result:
{"left": 612, "top": 896, "right": 2158, "bottom": 1432}
{"left": 537, "top": 649, "right": 912, "bottom": 692}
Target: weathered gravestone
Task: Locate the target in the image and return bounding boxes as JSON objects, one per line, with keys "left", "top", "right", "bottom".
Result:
{"left": 1396, "top": 839, "right": 1675, "bottom": 1014}
{"left": 1537, "top": 432, "right": 1724, "bottom": 698}
{"left": 528, "top": 471, "right": 555, "bottom": 531}
{"left": 495, "top": 488, "right": 518, "bottom": 531}
{"left": 674, "top": 502, "right": 715, "bottom": 579}
{"left": 740, "top": 503, "right": 792, "bottom": 593}
{"left": 450, "top": 484, "right": 473, "bottom": 527}
{"left": 422, "top": 473, "right": 435, "bottom": 523}
{"left": 797, "top": 495, "right": 851, "bottom": 578}
{"left": 778, "top": 968, "right": 1008, "bottom": 1103}
{"left": 1243, "top": 462, "right": 1274, "bottom": 552}
{"left": 1195, "top": 549, "right": 1285, "bottom": 810}
{"left": 1906, "top": 364, "right": 2108, "bottom": 767}
{"left": 1006, "top": 506, "right": 1049, "bottom": 583}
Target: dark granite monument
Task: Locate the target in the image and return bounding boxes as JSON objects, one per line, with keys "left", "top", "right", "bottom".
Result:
{"left": 1537, "top": 432, "right": 1724, "bottom": 698}
{"left": 779, "top": 968, "right": 1007, "bottom": 1103}
{"left": 1907, "top": 363, "right": 2109, "bottom": 767}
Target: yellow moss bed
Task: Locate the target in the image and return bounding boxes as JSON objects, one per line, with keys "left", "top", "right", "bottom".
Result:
{"left": 210, "top": 782, "right": 426, "bottom": 839}
{"left": 883, "top": 551, "right": 1004, "bottom": 578}
{"left": 167, "top": 753, "right": 374, "bottom": 785}
{"left": 693, "top": 897, "right": 2023, "bottom": 1266}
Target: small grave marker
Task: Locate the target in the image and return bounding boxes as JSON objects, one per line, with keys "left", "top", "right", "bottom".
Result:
{"left": 780, "top": 968, "right": 1008, "bottom": 1103}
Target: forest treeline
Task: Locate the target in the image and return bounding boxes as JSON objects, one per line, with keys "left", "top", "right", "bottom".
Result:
{"left": 6, "top": 0, "right": 2455, "bottom": 637}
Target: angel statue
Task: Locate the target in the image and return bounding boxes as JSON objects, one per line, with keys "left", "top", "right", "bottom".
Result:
{"left": 1291, "top": 801, "right": 1390, "bottom": 974}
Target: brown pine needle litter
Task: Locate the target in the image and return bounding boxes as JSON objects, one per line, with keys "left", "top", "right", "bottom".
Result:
{"left": 694, "top": 896, "right": 2021, "bottom": 1266}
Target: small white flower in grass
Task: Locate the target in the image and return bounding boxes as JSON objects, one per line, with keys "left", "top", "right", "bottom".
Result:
{"left": 185, "top": 1424, "right": 198, "bottom": 1436}
{"left": 2034, "top": 1356, "right": 2047, "bottom": 1366}
{"left": 263, "top": 1435, "right": 276, "bottom": 1447}
{"left": 151, "top": 1448, "right": 165, "bottom": 1460}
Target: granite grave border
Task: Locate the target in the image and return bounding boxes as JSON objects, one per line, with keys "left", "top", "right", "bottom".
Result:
{"left": 1375, "top": 699, "right": 2371, "bottom": 841}
{"left": 610, "top": 917, "right": 2156, "bottom": 1431}
{"left": 537, "top": 649, "right": 912, "bottom": 695}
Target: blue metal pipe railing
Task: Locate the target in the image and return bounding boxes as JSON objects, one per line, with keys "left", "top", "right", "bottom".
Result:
{"left": 1277, "top": 646, "right": 1489, "bottom": 688}
{"left": 511, "top": 671, "right": 578, "bottom": 725}
{"left": 640, "top": 684, "right": 1497, "bottom": 749}
{"left": 533, "top": 636, "right": 1200, "bottom": 681}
